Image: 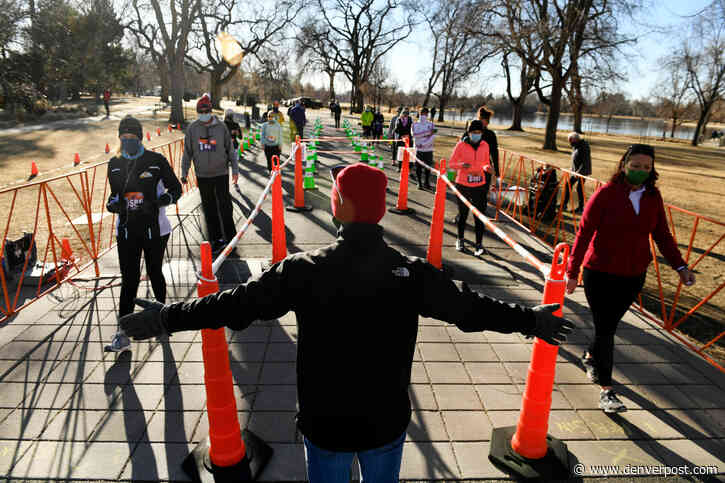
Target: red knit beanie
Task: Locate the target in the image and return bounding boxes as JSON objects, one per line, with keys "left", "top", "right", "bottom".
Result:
{"left": 331, "top": 163, "right": 387, "bottom": 224}
{"left": 196, "top": 94, "right": 212, "bottom": 112}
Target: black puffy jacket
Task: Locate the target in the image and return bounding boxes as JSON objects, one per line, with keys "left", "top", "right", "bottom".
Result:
{"left": 165, "top": 223, "right": 536, "bottom": 451}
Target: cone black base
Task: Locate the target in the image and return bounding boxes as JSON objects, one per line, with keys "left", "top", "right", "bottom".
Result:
{"left": 488, "top": 426, "right": 570, "bottom": 480}
{"left": 286, "top": 205, "right": 313, "bottom": 212}
{"left": 182, "top": 429, "right": 273, "bottom": 482}
{"left": 389, "top": 207, "right": 414, "bottom": 215}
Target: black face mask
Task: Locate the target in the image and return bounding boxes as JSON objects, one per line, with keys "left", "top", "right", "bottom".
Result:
{"left": 121, "top": 138, "right": 142, "bottom": 157}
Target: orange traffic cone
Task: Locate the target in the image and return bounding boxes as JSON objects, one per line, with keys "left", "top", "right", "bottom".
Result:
{"left": 74, "top": 153, "right": 81, "bottom": 165}
{"left": 168, "top": 124, "right": 173, "bottom": 133}
{"left": 271, "top": 156, "right": 287, "bottom": 263}
{"left": 105, "top": 144, "right": 110, "bottom": 154}
{"left": 426, "top": 159, "right": 447, "bottom": 269}
{"left": 390, "top": 138, "right": 414, "bottom": 215}
{"left": 157, "top": 127, "right": 161, "bottom": 136}
{"left": 146, "top": 132, "right": 151, "bottom": 141}
{"left": 29, "top": 162, "right": 39, "bottom": 179}
{"left": 177, "top": 123, "right": 181, "bottom": 130}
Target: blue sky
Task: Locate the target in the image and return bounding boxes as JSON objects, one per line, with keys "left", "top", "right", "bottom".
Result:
{"left": 310, "top": 0, "right": 713, "bottom": 101}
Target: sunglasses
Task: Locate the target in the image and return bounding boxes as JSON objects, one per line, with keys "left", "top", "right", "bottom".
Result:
{"left": 330, "top": 164, "right": 348, "bottom": 204}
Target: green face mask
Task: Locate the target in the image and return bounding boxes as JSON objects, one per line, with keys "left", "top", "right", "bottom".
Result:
{"left": 625, "top": 169, "right": 649, "bottom": 186}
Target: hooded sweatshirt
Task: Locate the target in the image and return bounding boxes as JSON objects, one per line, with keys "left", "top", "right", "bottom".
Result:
{"left": 181, "top": 116, "right": 238, "bottom": 179}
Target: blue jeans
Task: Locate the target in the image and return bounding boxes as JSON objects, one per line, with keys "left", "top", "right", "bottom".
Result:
{"left": 303, "top": 432, "right": 405, "bottom": 483}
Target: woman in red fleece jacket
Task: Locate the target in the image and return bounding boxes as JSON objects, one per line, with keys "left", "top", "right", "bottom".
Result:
{"left": 565, "top": 144, "right": 695, "bottom": 414}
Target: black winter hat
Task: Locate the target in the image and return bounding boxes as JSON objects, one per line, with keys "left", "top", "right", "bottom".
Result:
{"left": 468, "top": 120, "right": 484, "bottom": 132}
{"left": 628, "top": 143, "right": 655, "bottom": 159}
{"left": 119, "top": 115, "right": 143, "bottom": 139}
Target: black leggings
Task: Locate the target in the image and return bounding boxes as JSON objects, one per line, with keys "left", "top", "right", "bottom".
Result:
{"left": 264, "top": 145, "right": 281, "bottom": 172}
{"left": 416, "top": 151, "right": 433, "bottom": 188}
{"left": 117, "top": 234, "right": 169, "bottom": 317}
{"left": 198, "top": 174, "right": 236, "bottom": 243}
{"left": 583, "top": 268, "right": 646, "bottom": 386}
{"left": 563, "top": 176, "right": 585, "bottom": 208}
{"left": 455, "top": 183, "right": 490, "bottom": 246}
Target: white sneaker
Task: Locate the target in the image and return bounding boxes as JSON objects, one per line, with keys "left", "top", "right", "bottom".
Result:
{"left": 474, "top": 245, "right": 487, "bottom": 257}
{"left": 455, "top": 239, "right": 465, "bottom": 252}
{"left": 599, "top": 389, "right": 626, "bottom": 413}
{"left": 105, "top": 332, "right": 131, "bottom": 353}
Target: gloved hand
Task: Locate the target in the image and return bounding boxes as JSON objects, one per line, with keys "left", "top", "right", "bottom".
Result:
{"left": 120, "top": 298, "right": 170, "bottom": 340}
{"left": 526, "top": 303, "right": 575, "bottom": 346}
{"left": 106, "top": 195, "right": 122, "bottom": 214}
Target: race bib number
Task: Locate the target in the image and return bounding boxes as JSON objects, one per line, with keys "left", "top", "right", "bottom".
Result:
{"left": 124, "top": 192, "right": 144, "bottom": 211}
{"left": 199, "top": 138, "right": 217, "bottom": 152}
{"left": 467, "top": 174, "right": 483, "bottom": 183}
{"left": 267, "top": 135, "right": 277, "bottom": 142}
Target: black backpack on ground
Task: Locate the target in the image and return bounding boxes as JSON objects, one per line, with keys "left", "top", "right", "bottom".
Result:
{"left": 528, "top": 166, "right": 559, "bottom": 222}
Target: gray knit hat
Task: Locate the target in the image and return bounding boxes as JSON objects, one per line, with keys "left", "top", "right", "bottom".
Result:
{"left": 119, "top": 115, "right": 143, "bottom": 139}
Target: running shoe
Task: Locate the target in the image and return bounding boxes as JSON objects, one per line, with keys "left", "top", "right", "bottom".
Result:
{"left": 105, "top": 332, "right": 131, "bottom": 353}
{"left": 599, "top": 389, "right": 627, "bottom": 413}
{"left": 581, "top": 352, "right": 600, "bottom": 384}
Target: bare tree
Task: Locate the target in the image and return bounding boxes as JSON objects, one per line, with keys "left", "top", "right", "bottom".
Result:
{"left": 297, "top": 21, "right": 344, "bottom": 101}
{"left": 128, "top": 0, "right": 201, "bottom": 123}
{"left": 679, "top": 0, "right": 725, "bottom": 145}
{"left": 314, "top": 0, "right": 417, "bottom": 113}
{"left": 186, "top": 0, "right": 303, "bottom": 109}
{"left": 495, "top": 0, "right": 636, "bottom": 150}
{"left": 656, "top": 56, "right": 694, "bottom": 138}
{"left": 426, "top": 0, "right": 496, "bottom": 122}
{"left": 501, "top": 51, "right": 539, "bottom": 131}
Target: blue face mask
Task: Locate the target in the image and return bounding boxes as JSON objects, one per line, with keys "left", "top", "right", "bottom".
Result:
{"left": 198, "top": 113, "right": 212, "bottom": 123}
{"left": 470, "top": 133, "right": 482, "bottom": 143}
{"left": 121, "top": 138, "right": 142, "bottom": 157}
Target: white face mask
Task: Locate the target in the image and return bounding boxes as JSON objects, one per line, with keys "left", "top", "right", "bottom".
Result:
{"left": 420, "top": 115, "right": 427, "bottom": 121}
{"left": 199, "top": 113, "right": 211, "bottom": 123}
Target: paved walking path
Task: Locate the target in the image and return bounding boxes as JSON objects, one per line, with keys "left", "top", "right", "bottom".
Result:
{"left": 0, "top": 116, "right": 723, "bottom": 481}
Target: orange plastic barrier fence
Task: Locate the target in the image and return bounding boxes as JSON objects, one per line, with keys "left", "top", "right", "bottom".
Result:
{"left": 0, "top": 136, "right": 188, "bottom": 322}
{"left": 493, "top": 149, "right": 725, "bottom": 371}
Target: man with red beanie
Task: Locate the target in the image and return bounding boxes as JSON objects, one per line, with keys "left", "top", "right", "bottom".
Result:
{"left": 181, "top": 93, "right": 239, "bottom": 254}
{"left": 119, "top": 163, "right": 574, "bottom": 482}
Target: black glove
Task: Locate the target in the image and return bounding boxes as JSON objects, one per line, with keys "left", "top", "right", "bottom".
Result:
{"left": 119, "top": 298, "right": 170, "bottom": 340}
{"left": 525, "top": 303, "right": 575, "bottom": 346}
{"left": 181, "top": 177, "right": 188, "bottom": 184}
{"left": 106, "top": 195, "right": 122, "bottom": 214}
{"left": 157, "top": 192, "right": 173, "bottom": 207}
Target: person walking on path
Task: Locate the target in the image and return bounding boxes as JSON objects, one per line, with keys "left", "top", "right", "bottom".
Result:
{"left": 331, "top": 100, "right": 342, "bottom": 129}
{"left": 430, "top": 107, "right": 437, "bottom": 120}
{"left": 267, "top": 101, "right": 285, "bottom": 125}
{"left": 563, "top": 132, "right": 592, "bottom": 214}
{"left": 566, "top": 143, "right": 695, "bottom": 414}
{"left": 361, "top": 106, "right": 374, "bottom": 138}
{"left": 103, "top": 89, "right": 111, "bottom": 117}
{"left": 289, "top": 99, "right": 307, "bottom": 140}
{"left": 449, "top": 120, "right": 495, "bottom": 256}
{"left": 372, "top": 108, "right": 384, "bottom": 140}
{"left": 261, "top": 111, "right": 283, "bottom": 173}
{"left": 394, "top": 108, "right": 413, "bottom": 171}
{"left": 104, "top": 115, "right": 182, "bottom": 353}
{"left": 412, "top": 107, "right": 436, "bottom": 190}
{"left": 180, "top": 94, "right": 239, "bottom": 254}
{"left": 224, "top": 109, "right": 242, "bottom": 162}
{"left": 120, "top": 162, "right": 574, "bottom": 483}
{"left": 388, "top": 107, "right": 402, "bottom": 163}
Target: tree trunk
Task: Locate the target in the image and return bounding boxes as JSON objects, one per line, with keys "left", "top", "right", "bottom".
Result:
{"left": 691, "top": 106, "right": 711, "bottom": 146}
{"left": 570, "top": 67, "right": 583, "bottom": 133}
{"left": 670, "top": 115, "right": 677, "bottom": 138}
{"left": 210, "top": 68, "right": 223, "bottom": 109}
{"left": 169, "top": 59, "right": 185, "bottom": 125}
{"left": 437, "top": 98, "right": 446, "bottom": 122}
{"left": 328, "top": 72, "right": 335, "bottom": 101}
{"left": 509, "top": 100, "right": 524, "bottom": 131}
{"left": 159, "top": 60, "right": 170, "bottom": 103}
{"left": 353, "top": 83, "right": 364, "bottom": 113}
{"left": 543, "top": 76, "right": 563, "bottom": 150}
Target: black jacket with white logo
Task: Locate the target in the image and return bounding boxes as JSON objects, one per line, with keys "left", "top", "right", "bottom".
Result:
{"left": 106, "top": 149, "right": 182, "bottom": 240}
{"left": 166, "top": 223, "right": 536, "bottom": 451}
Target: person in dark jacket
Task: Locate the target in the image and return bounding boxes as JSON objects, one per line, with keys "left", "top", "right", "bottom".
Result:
{"left": 119, "top": 163, "right": 574, "bottom": 482}
{"left": 288, "top": 100, "right": 307, "bottom": 140}
{"left": 393, "top": 108, "right": 413, "bottom": 171}
{"left": 224, "top": 109, "right": 242, "bottom": 159}
{"left": 104, "top": 115, "right": 182, "bottom": 353}
{"left": 566, "top": 144, "right": 695, "bottom": 413}
{"left": 563, "top": 132, "right": 592, "bottom": 214}
{"left": 331, "top": 100, "right": 342, "bottom": 129}
{"left": 372, "top": 108, "right": 384, "bottom": 139}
